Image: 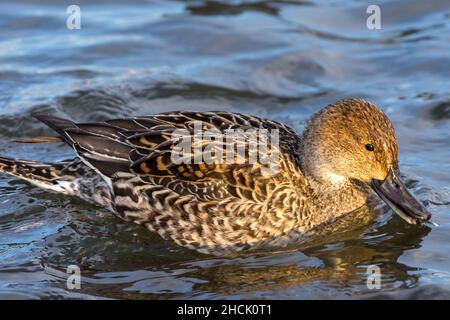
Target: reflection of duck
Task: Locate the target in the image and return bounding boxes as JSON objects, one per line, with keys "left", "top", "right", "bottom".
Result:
{"left": 185, "top": 207, "right": 431, "bottom": 297}
{"left": 0, "top": 99, "right": 432, "bottom": 255}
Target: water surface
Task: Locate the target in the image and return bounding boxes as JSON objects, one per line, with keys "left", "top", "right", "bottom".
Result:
{"left": 0, "top": 0, "right": 449, "bottom": 299}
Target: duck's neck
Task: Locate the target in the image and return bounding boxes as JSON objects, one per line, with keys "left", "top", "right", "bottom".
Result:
{"left": 306, "top": 177, "right": 369, "bottom": 226}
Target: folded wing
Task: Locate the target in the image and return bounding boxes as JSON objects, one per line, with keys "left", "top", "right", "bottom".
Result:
{"left": 34, "top": 111, "right": 305, "bottom": 202}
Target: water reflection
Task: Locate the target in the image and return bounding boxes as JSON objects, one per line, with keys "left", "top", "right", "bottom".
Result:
{"left": 186, "top": 0, "right": 282, "bottom": 16}
{"left": 38, "top": 205, "right": 430, "bottom": 299}
{"left": 165, "top": 206, "right": 430, "bottom": 298}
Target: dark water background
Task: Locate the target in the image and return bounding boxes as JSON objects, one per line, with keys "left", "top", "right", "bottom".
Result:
{"left": 0, "top": 0, "right": 449, "bottom": 299}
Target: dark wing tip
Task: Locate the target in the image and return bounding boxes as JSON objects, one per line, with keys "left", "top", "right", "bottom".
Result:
{"left": 32, "top": 112, "right": 77, "bottom": 140}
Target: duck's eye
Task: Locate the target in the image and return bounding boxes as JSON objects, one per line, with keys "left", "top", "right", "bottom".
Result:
{"left": 365, "top": 144, "right": 375, "bottom": 152}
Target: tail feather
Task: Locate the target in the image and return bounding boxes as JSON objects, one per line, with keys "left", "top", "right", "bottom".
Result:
{"left": 0, "top": 156, "right": 113, "bottom": 209}
{"left": 32, "top": 112, "right": 77, "bottom": 144}
{"left": 0, "top": 156, "right": 60, "bottom": 184}
{"left": 1, "top": 114, "right": 115, "bottom": 209}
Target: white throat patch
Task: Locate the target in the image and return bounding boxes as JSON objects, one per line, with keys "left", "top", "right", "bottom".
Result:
{"left": 326, "top": 172, "right": 347, "bottom": 185}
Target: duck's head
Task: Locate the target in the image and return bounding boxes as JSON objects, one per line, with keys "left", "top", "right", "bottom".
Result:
{"left": 300, "top": 98, "right": 431, "bottom": 224}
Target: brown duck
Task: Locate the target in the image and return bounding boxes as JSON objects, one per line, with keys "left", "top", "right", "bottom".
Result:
{"left": 0, "top": 99, "right": 432, "bottom": 255}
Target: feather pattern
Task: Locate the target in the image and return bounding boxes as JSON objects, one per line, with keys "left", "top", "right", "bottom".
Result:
{"left": 25, "top": 111, "right": 312, "bottom": 254}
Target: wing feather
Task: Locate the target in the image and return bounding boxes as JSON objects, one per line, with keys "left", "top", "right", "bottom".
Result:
{"left": 33, "top": 111, "right": 305, "bottom": 202}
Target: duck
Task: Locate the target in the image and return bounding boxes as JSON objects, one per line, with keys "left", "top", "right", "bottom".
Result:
{"left": 0, "top": 98, "right": 432, "bottom": 255}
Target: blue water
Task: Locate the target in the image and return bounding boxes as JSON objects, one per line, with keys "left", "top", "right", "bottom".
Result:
{"left": 0, "top": 0, "right": 449, "bottom": 299}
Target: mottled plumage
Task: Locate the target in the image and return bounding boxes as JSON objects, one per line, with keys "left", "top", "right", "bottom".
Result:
{"left": 0, "top": 99, "right": 432, "bottom": 255}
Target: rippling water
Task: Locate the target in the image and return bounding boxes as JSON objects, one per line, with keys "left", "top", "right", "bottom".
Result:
{"left": 0, "top": 0, "right": 449, "bottom": 299}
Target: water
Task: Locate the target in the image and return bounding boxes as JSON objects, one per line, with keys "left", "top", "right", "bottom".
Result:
{"left": 0, "top": 0, "right": 449, "bottom": 299}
